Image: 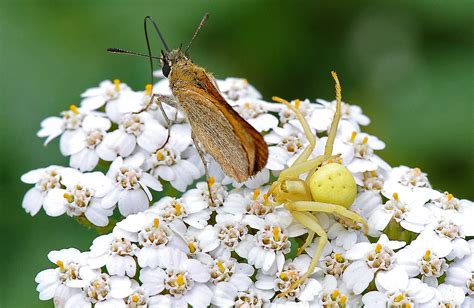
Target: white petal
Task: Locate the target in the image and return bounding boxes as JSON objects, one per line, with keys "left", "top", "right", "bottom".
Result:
{"left": 140, "top": 267, "right": 166, "bottom": 295}
{"left": 70, "top": 149, "right": 99, "bottom": 172}
{"left": 43, "top": 189, "right": 67, "bottom": 216}
{"left": 184, "top": 284, "right": 213, "bottom": 308}
{"left": 85, "top": 202, "right": 111, "bottom": 227}
{"left": 211, "top": 282, "right": 238, "bottom": 306}
{"left": 82, "top": 115, "right": 111, "bottom": 131}
{"left": 22, "top": 188, "right": 44, "bottom": 216}
{"left": 60, "top": 130, "right": 86, "bottom": 156}
{"left": 186, "top": 259, "right": 210, "bottom": 283}
{"left": 101, "top": 188, "right": 120, "bottom": 209}
{"left": 140, "top": 173, "right": 163, "bottom": 192}
{"left": 262, "top": 250, "right": 276, "bottom": 272}
{"left": 64, "top": 293, "right": 90, "bottom": 308}
{"left": 362, "top": 291, "right": 387, "bottom": 308}
{"left": 118, "top": 190, "right": 149, "bottom": 216}
{"left": 376, "top": 267, "right": 408, "bottom": 293}
{"left": 299, "top": 278, "right": 322, "bottom": 301}
{"left": 96, "top": 142, "right": 117, "bottom": 161}
{"left": 343, "top": 260, "right": 373, "bottom": 294}
{"left": 137, "top": 121, "right": 166, "bottom": 152}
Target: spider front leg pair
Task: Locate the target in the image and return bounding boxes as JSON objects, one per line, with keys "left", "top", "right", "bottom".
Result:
{"left": 270, "top": 71, "right": 368, "bottom": 298}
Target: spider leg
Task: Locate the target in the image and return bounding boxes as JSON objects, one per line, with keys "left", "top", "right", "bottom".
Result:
{"left": 279, "top": 156, "right": 325, "bottom": 180}
{"left": 296, "top": 230, "right": 315, "bottom": 256}
{"left": 277, "top": 211, "right": 327, "bottom": 298}
{"left": 324, "top": 71, "right": 342, "bottom": 160}
{"left": 287, "top": 201, "right": 368, "bottom": 234}
{"left": 272, "top": 96, "right": 316, "bottom": 165}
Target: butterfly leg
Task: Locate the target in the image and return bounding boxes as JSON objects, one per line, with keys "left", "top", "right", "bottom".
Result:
{"left": 144, "top": 94, "right": 177, "bottom": 151}
{"left": 191, "top": 134, "right": 215, "bottom": 207}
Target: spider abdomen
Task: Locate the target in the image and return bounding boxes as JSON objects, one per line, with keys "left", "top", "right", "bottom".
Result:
{"left": 309, "top": 163, "right": 357, "bottom": 208}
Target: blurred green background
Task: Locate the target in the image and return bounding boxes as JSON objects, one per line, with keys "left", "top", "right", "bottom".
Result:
{"left": 1, "top": 0, "right": 472, "bottom": 306}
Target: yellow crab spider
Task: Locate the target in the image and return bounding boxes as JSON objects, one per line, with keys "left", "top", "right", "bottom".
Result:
{"left": 268, "top": 71, "right": 368, "bottom": 298}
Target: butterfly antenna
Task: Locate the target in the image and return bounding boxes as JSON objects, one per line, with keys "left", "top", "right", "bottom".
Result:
{"left": 185, "top": 13, "right": 209, "bottom": 54}
{"left": 107, "top": 48, "right": 162, "bottom": 60}
{"left": 144, "top": 16, "right": 170, "bottom": 85}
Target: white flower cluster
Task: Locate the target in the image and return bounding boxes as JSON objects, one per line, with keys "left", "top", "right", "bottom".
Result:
{"left": 24, "top": 76, "right": 473, "bottom": 307}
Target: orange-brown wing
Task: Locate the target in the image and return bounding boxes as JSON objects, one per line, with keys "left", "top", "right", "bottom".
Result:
{"left": 174, "top": 84, "right": 268, "bottom": 182}
{"left": 196, "top": 71, "right": 268, "bottom": 176}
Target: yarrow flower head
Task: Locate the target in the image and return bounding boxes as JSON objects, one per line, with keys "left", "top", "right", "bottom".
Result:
{"left": 25, "top": 75, "right": 473, "bottom": 307}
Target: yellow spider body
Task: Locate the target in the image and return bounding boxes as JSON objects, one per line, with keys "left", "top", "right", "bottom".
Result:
{"left": 309, "top": 162, "right": 357, "bottom": 207}
{"left": 269, "top": 72, "right": 368, "bottom": 298}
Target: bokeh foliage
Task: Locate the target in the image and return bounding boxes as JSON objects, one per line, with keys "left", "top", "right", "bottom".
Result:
{"left": 1, "top": 1, "right": 472, "bottom": 306}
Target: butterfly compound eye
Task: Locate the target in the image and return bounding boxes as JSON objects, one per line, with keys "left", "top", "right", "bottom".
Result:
{"left": 162, "top": 60, "right": 171, "bottom": 77}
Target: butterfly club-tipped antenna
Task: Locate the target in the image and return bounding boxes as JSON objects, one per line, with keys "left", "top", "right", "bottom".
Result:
{"left": 106, "top": 47, "right": 162, "bottom": 60}
{"left": 185, "top": 13, "right": 210, "bottom": 55}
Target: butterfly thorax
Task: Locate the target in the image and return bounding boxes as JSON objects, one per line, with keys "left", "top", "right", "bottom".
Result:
{"left": 168, "top": 53, "right": 208, "bottom": 94}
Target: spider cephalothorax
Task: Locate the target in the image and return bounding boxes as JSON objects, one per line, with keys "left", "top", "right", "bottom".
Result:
{"left": 267, "top": 72, "right": 368, "bottom": 297}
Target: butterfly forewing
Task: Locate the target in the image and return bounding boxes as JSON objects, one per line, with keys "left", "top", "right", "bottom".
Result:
{"left": 167, "top": 52, "right": 268, "bottom": 182}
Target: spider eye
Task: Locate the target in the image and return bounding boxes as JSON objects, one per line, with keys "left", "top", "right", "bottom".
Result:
{"left": 162, "top": 60, "right": 171, "bottom": 78}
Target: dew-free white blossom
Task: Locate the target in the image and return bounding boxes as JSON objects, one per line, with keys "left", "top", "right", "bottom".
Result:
{"left": 149, "top": 195, "right": 210, "bottom": 229}
{"left": 310, "top": 98, "right": 370, "bottom": 131}
{"left": 231, "top": 98, "right": 279, "bottom": 132}
{"left": 103, "top": 153, "right": 162, "bottom": 216}
{"left": 43, "top": 169, "right": 114, "bottom": 226}
{"left": 255, "top": 254, "right": 322, "bottom": 302}
{"left": 265, "top": 123, "right": 309, "bottom": 170}
{"left": 237, "top": 211, "right": 304, "bottom": 274}
{"left": 21, "top": 165, "right": 64, "bottom": 215}
{"left": 343, "top": 234, "right": 405, "bottom": 294}
{"left": 216, "top": 77, "right": 262, "bottom": 101}
{"left": 88, "top": 233, "right": 139, "bottom": 277}
{"left": 145, "top": 248, "right": 213, "bottom": 308}
{"left": 100, "top": 111, "right": 167, "bottom": 159}
{"left": 65, "top": 273, "right": 133, "bottom": 308}
{"left": 27, "top": 75, "right": 474, "bottom": 308}
{"left": 362, "top": 267, "right": 435, "bottom": 307}
{"left": 35, "top": 248, "right": 99, "bottom": 304}
{"left": 142, "top": 124, "right": 202, "bottom": 192}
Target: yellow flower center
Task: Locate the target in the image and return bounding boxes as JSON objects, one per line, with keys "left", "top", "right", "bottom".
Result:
{"left": 375, "top": 243, "right": 382, "bottom": 253}
{"left": 273, "top": 226, "right": 280, "bottom": 241}
{"left": 350, "top": 131, "right": 357, "bottom": 142}
{"left": 153, "top": 218, "right": 160, "bottom": 228}
{"left": 208, "top": 176, "right": 215, "bottom": 187}
{"left": 63, "top": 193, "right": 74, "bottom": 203}
{"left": 176, "top": 274, "right": 185, "bottom": 286}
{"left": 252, "top": 189, "right": 261, "bottom": 200}
{"left": 340, "top": 295, "right": 347, "bottom": 305}
{"left": 423, "top": 250, "right": 431, "bottom": 261}
{"left": 174, "top": 203, "right": 182, "bottom": 216}
{"left": 156, "top": 151, "right": 164, "bottom": 161}
{"left": 114, "top": 79, "right": 121, "bottom": 92}
{"left": 394, "top": 293, "right": 405, "bottom": 302}
{"left": 217, "top": 261, "right": 226, "bottom": 273}
{"left": 69, "top": 104, "right": 80, "bottom": 115}
{"left": 294, "top": 99, "right": 301, "bottom": 109}
{"left": 145, "top": 84, "right": 153, "bottom": 96}
{"left": 56, "top": 260, "right": 64, "bottom": 271}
